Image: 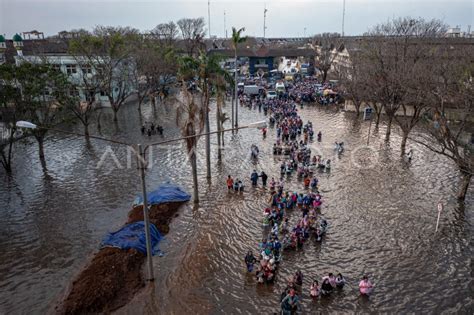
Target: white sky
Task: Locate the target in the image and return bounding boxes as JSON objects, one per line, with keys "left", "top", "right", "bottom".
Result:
{"left": 0, "top": 0, "right": 473, "bottom": 38}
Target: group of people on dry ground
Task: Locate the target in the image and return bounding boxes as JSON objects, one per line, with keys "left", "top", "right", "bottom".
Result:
{"left": 140, "top": 121, "right": 163, "bottom": 137}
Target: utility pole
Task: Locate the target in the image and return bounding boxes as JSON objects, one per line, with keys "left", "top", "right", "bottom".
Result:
{"left": 304, "top": 27, "right": 307, "bottom": 37}
{"left": 224, "top": 10, "right": 227, "bottom": 38}
{"left": 263, "top": 4, "right": 268, "bottom": 38}
{"left": 342, "top": 0, "right": 346, "bottom": 37}
{"left": 208, "top": 0, "right": 211, "bottom": 38}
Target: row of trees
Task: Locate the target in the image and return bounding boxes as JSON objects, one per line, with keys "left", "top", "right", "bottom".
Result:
{"left": 1, "top": 18, "right": 207, "bottom": 174}
{"left": 1, "top": 18, "right": 245, "bottom": 203}
{"left": 0, "top": 63, "right": 76, "bottom": 171}
{"left": 338, "top": 17, "right": 473, "bottom": 201}
{"left": 175, "top": 27, "right": 247, "bottom": 201}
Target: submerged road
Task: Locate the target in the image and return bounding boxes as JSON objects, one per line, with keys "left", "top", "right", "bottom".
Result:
{"left": 0, "top": 100, "right": 472, "bottom": 314}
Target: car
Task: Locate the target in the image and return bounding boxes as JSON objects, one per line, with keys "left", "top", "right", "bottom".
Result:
{"left": 266, "top": 90, "right": 277, "bottom": 100}
{"left": 275, "top": 81, "right": 286, "bottom": 93}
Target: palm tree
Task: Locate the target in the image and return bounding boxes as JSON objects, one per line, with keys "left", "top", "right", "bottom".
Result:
{"left": 176, "top": 57, "right": 206, "bottom": 202}
{"left": 213, "top": 69, "right": 233, "bottom": 160}
{"left": 179, "top": 53, "right": 230, "bottom": 181}
{"left": 231, "top": 27, "right": 247, "bottom": 128}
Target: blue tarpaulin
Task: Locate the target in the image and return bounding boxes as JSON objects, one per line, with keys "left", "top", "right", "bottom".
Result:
{"left": 134, "top": 183, "right": 191, "bottom": 206}
{"left": 101, "top": 221, "right": 163, "bottom": 255}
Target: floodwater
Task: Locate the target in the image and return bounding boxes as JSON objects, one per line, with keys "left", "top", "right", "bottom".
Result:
{"left": 0, "top": 99, "right": 472, "bottom": 314}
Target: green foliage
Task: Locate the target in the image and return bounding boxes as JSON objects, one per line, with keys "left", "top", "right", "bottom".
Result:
{"left": 0, "top": 62, "right": 75, "bottom": 132}
{"left": 231, "top": 27, "right": 247, "bottom": 50}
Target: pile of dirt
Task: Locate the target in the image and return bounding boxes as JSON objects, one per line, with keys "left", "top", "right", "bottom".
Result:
{"left": 57, "top": 247, "right": 145, "bottom": 314}
{"left": 127, "top": 202, "right": 182, "bottom": 234}
{"left": 56, "top": 202, "right": 184, "bottom": 314}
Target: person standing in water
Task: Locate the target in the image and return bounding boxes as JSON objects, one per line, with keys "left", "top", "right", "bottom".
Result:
{"left": 336, "top": 273, "right": 345, "bottom": 288}
{"left": 227, "top": 175, "right": 234, "bottom": 191}
{"left": 260, "top": 171, "right": 268, "bottom": 186}
{"left": 244, "top": 250, "right": 256, "bottom": 272}
{"left": 359, "top": 275, "right": 374, "bottom": 295}
{"left": 250, "top": 170, "right": 259, "bottom": 186}
{"left": 310, "top": 280, "right": 320, "bottom": 297}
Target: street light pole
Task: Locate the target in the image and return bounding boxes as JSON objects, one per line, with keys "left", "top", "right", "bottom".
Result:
{"left": 137, "top": 144, "right": 154, "bottom": 281}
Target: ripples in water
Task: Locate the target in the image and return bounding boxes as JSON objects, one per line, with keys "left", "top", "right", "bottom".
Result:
{"left": 0, "top": 101, "right": 472, "bottom": 314}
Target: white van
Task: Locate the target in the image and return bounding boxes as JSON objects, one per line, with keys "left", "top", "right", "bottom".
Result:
{"left": 275, "top": 82, "right": 286, "bottom": 93}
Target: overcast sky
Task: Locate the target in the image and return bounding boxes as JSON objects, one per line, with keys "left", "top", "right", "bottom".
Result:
{"left": 1, "top": 0, "right": 473, "bottom": 38}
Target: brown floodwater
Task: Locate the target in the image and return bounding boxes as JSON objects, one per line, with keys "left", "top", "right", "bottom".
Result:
{"left": 0, "top": 100, "right": 472, "bottom": 314}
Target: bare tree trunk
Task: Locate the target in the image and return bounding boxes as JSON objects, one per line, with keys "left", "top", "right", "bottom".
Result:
{"left": 137, "top": 95, "right": 142, "bottom": 112}
{"left": 84, "top": 123, "right": 90, "bottom": 139}
{"left": 190, "top": 149, "right": 199, "bottom": 203}
{"left": 0, "top": 141, "right": 13, "bottom": 173}
{"left": 322, "top": 70, "right": 328, "bottom": 83}
{"left": 231, "top": 93, "right": 235, "bottom": 133}
{"left": 151, "top": 95, "right": 156, "bottom": 112}
{"left": 234, "top": 52, "right": 239, "bottom": 128}
{"left": 216, "top": 99, "right": 222, "bottom": 161}
{"left": 458, "top": 172, "right": 471, "bottom": 201}
{"left": 385, "top": 115, "right": 393, "bottom": 141}
{"left": 204, "top": 92, "right": 211, "bottom": 179}
{"left": 217, "top": 128, "right": 222, "bottom": 160}
{"left": 354, "top": 100, "right": 361, "bottom": 117}
{"left": 97, "top": 111, "right": 102, "bottom": 133}
{"left": 375, "top": 110, "right": 382, "bottom": 128}
{"left": 221, "top": 128, "right": 225, "bottom": 147}
{"left": 36, "top": 135, "right": 47, "bottom": 171}
{"left": 400, "top": 129, "right": 409, "bottom": 156}
{"left": 113, "top": 108, "right": 118, "bottom": 122}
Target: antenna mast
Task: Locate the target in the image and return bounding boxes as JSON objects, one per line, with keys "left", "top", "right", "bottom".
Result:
{"left": 208, "top": 0, "right": 211, "bottom": 38}
{"left": 264, "top": 4, "right": 268, "bottom": 38}
{"left": 342, "top": 0, "right": 346, "bottom": 36}
{"left": 224, "top": 10, "right": 227, "bottom": 38}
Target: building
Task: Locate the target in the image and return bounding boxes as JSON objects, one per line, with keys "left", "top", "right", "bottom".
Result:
{"left": 0, "top": 34, "right": 136, "bottom": 108}
{"left": 207, "top": 37, "right": 316, "bottom": 75}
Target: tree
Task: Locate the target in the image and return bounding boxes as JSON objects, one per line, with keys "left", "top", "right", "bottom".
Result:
{"left": 411, "top": 48, "right": 473, "bottom": 201}
{"left": 177, "top": 18, "right": 206, "bottom": 56}
{"left": 176, "top": 57, "right": 207, "bottom": 202}
{"left": 361, "top": 17, "right": 447, "bottom": 144}
{"left": 215, "top": 75, "right": 229, "bottom": 161}
{"left": 131, "top": 37, "right": 178, "bottom": 115}
{"left": 312, "top": 33, "right": 343, "bottom": 82}
{"left": 0, "top": 64, "right": 28, "bottom": 173}
{"left": 179, "top": 52, "right": 230, "bottom": 178}
{"left": 7, "top": 63, "right": 73, "bottom": 170}
{"left": 337, "top": 52, "right": 367, "bottom": 117}
{"left": 231, "top": 27, "right": 247, "bottom": 128}
{"left": 150, "top": 21, "right": 179, "bottom": 47}
{"left": 69, "top": 26, "right": 139, "bottom": 122}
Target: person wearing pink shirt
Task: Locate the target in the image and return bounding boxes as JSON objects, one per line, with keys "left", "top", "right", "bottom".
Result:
{"left": 359, "top": 275, "right": 374, "bottom": 295}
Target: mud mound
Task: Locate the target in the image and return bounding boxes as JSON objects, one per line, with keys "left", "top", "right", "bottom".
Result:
{"left": 56, "top": 202, "right": 184, "bottom": 314}
{"left": 58, "top": 247, "right": 145, "bottom": 314}
{"left": 127, "top": 202, "right": 182, "bottom": 234}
